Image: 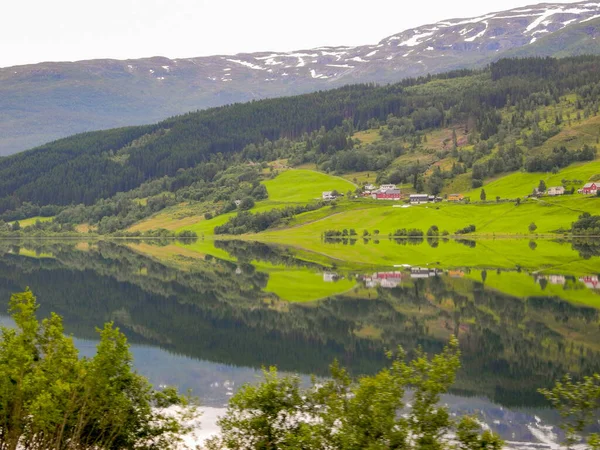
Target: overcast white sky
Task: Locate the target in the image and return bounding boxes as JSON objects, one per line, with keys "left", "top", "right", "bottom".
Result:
{"left": 1, "top": 0, "right": 581, "bottom": 68}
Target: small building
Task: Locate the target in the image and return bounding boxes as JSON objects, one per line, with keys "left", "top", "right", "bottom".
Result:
{"left": 580, "top": 183, "right": 598, "bottom": 195}
{"left": 379, "top": 184, "right": 397, "bottom": 192}
{"left": 409, "top": 194, "right": 429, "bottom": 204}
{"left": 322, "top": 191, "right": 336, "bottom": 200}
{"left": 547, "top": 186, "right": 565, "bottom": 196}
{"left": 234, "top": 200, "right": 242, "bottom": 207}
{"left": 375, "top": 188, "right": 401, "bottom": 200}
{"left": 448, "top": 194, "right": 464, "bottom": 202}
{"left": 364, "top": 184, "right": 377, "bottom": 191}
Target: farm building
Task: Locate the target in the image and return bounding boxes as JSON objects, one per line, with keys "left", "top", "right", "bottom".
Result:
{"left": 374, "top": 188, "right": 401, "bottom": 200}
{"left": 409, "top": 194, "right": 429, "bottom": 204}
{"left": 547, "top": 186, "right": 565, "bottom": 196}
{"left": 379, "top": 184, "right": 397, "bottom": 192}
{"left": 579, "top": 183, "right": 598, "bottom": 195}
{"left": 322, "top": 191, "right": 336, "bottom": 200}
{"left": 448, "top": 194, "right": 464, "bottom": 202}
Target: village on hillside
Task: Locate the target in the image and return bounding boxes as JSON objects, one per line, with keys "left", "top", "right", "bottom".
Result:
{"left": 322, "top": 181, "right": 598, "bottom": 205}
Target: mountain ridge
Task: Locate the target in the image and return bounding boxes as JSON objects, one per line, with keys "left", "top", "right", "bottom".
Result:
{"left": 2, "top": 0, "right": 600, "bottom": 155}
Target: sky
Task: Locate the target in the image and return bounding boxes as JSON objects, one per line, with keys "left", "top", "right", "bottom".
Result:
{"left": 1, "top": 0, "right": 581, "bottom": 68}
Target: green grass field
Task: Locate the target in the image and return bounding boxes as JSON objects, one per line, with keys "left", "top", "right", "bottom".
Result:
{"left": 463, "top": 160, "right": 600, "bottom": 199}
{"left": 263, "top": 169, "right": 356, "bottom": 202}
{"left": 12, "top": 216, "right": 54, "bottom": 228}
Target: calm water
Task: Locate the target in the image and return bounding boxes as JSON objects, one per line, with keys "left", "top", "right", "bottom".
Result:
{"left": 0, "top": 238, "right": 599, "bottom": 446}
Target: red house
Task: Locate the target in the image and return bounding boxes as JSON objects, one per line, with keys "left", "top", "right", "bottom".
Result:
{"left": 581, "top": 182, "right": 598, "bottom": 195}
{"left": 375, "top": 188, "right": 401, "bottom": 200}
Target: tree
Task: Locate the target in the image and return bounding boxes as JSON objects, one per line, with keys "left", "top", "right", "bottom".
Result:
{"left": 538, "top": 179, "right": 547, "bottom": 193}
{"left": 539, "top": 374, "right": 600, "bottom": 449}
{"left": 11, "top": 221, "right": 20, "bottom": 231}
{"left": 529, "top": 222, "right": 537, "bottom": 233}
{"left": 239, "top": 197, "right": 255, "bottom": 211}
{"left": 207, "top": 337, "right": 504, "bottom": 450}
{"left": 0, "top": 290, "right": 198, "bottom": 450}
{"left": 480, "top": 189, "right": 487, "bottom": 201}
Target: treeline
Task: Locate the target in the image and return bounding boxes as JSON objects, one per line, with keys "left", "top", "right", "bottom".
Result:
{"left": 214, "top": 203, "right": 324, "bottom": 235}
{"left": 572, "top": 213, "right": 600, "bottom": 235}
{"left": 3, "top": 55, "right": 600, "bottom": 215}
{"left": 525, "top": 144, "right": 596, "bottom": 172}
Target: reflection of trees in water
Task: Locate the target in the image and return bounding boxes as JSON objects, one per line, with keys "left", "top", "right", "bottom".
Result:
{"left": 0, "top": 240, "right": 599, "bottom": 408}
{"left": 571, "top": 237, "right": 600, "bottom": 259}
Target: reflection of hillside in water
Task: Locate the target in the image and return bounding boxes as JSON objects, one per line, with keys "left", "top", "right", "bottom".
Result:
{"left": 0, "top": 239, "right": 599, "bottom": 411}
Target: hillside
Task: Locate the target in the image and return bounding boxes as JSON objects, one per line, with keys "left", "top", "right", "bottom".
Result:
{"left": 2, "top": 1, "right": 600, "bottom": 155}
{"left": 2, "top": 55, "right": 600, "bottom": 241}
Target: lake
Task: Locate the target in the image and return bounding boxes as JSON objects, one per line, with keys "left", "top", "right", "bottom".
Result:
{"left": 0, "top": 237, "right": 598, "bottom": 447}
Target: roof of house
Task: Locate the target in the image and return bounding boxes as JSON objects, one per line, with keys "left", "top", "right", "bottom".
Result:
{"left": 410, "top": 194, "right": 429, "bottom": 197}
{"left": 583, "top": 182, "right": 597, "bottom": 188}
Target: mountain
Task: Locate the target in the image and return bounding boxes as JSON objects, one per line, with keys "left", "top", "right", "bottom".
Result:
{"left": 1, "top": 1, "right": 600, "bottom": 155}
{"left": 506, "top": 16, "right": 600, "bottom": 57}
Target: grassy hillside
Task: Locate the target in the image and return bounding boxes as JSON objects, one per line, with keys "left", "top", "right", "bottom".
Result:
{"left": 463, "top": 160, "right": 600, "bottom": 199}
{"left": 262, "top": 170, "right": 355, "bottom": 203}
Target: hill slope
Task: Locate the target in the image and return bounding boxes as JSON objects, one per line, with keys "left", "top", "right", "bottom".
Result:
{"left": 2, "top": 1, "right": 600, "bottom": 155}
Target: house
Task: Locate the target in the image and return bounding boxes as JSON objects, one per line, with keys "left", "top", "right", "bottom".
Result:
{"left": 375, "top": 188, "right": 401, "bottom": 200}
{"left": 448, "top": 194, "right": 464, "bottom": 202}
{"left": 234, "top": 200, "right": 242, "bottom": 207}
{"left": 410, "top": 194, "right": 429, "bottom": 204}
{"left": 580, "top": 182, "right": 598, "bottom": 195}
{"left": 322, "top": 191, "right": 336, "bottom": 200}
{"left": 379, "top": 184, "right": 397, "bottom": 192}
{"left": 364, "top": 184, "right": 377, "bottom": 191}
{"left": 547, "top": 186, "right": 565, "bottom": 196}
{"left": 428, "top": 195, "right": 442, "bottom": 203}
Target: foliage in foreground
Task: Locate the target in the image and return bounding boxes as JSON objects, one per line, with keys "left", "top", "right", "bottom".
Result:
{"left": 206, "top": 337, "right": 504, "bottom": 450}
{"left": 540, "top": 374, "right": 600, "bottom": 449}
{"left": 0, "top": 290, "right": 198, "bottom": 450}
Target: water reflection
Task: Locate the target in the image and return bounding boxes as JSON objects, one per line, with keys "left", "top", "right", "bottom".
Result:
{"left": 0, "top": 238, "right": 599, "bottom": 444}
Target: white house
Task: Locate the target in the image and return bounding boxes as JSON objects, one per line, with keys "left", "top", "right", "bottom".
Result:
{"left": 364, "top": 184, "right": 377, "bottom": 191}
{"left": 379, "top": 184, "right": 397, "bottom": 192}
{"left": 547, "top": 186, "right": 565, "bottom": 196}
{"left": 322, "top": 191, "right": 336, "bottom": 200}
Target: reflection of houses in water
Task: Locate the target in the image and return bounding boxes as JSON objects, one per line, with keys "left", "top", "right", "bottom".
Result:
{"left": 364, "top": 272, "right": 407, "bottom": 288}
{"left": 323, "top": 272, "right": 341, "bottom": 282}
{"left": 537, "top": 274, "right": 567, "bottom": 286}
{"left": 411, "top": 267, "right": 440, "bottom": 278}
{"left": 448, "top": 270, "right": 465, "bottom": 278}
{"left": 548, "top": 275, "right": 566, "bottom": 285}
{"left": 579, "top": 275, "right": 600, "bottom": 289}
